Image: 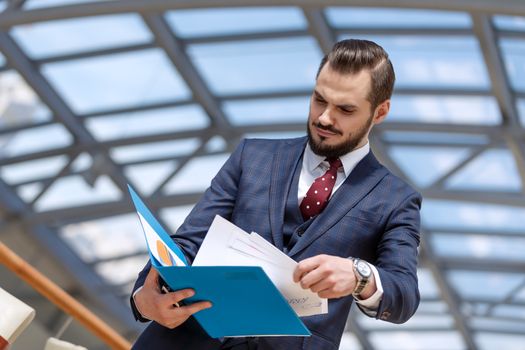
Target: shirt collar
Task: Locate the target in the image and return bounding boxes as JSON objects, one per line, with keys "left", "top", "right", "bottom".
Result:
{"left": 304, "top": 141, "right": 370, "bottom": 177}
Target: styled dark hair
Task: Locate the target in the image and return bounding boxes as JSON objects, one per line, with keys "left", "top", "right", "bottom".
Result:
{"left": 316, "top": 39, "right": 395, "bottom": 111}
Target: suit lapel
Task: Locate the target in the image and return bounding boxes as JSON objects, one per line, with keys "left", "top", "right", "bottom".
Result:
{"left": 269, "top": 137, "right": 307, "bottom": 251}
{"left": 289, "top": 152, "right": 388, "bottom": 258}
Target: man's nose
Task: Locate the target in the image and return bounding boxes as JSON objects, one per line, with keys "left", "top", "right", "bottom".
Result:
{"left": 318, "top": 108, "right": 333, "bottom": 125}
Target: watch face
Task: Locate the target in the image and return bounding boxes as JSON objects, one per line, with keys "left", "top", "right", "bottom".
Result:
{"left": 357, "top": 261, "right": 371, "bottom": 277}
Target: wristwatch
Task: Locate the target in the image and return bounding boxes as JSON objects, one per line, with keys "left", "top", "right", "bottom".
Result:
{"left": 352, "top": 258, "right": 372, "bottom": 297}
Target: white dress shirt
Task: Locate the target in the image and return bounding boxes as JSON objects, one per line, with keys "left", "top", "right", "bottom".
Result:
{"left": 298, "top": 142, "right": 383, "bottom": 314}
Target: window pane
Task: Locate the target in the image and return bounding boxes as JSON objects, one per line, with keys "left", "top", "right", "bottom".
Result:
{"left": 166, "top": 7, "right": 306, "bottom": 38}
{"left": 0, "top": 155, "right": 68, "bottom": 185}
{"left": 223, "top": 96, "right": 309, "bottom": 125}
{"left": 95, "top": 255, "right": 147, "bottom": 285}
{"left": 500, "top": 38, "right": 525, "bottom": 92}
{"left": 110, "top": 138, "right": 201, "bottom": 164}
{"left": 34, "top": 175, "right": 121, "bottom": 211}
{"left": 448, "top": 270, "right": 524, "bottom": 300}
{"left": 339, "top": 36, "right": 490, "bottom": 89}
{"left": 389, "top": 95, "right": 501, "bottom": 125}
{"left": 188, "top": 37, "right": 322, "bottom": 95}
{"left": 370, "top": 331, "right": 464, "bottom": 350}
{"left": 327, "top": 7, "right": 471, "bottom": 28}
{"left": 0, "top": 70, "right": 52, "bottom": 130}
{"left": 422, "top": 200, "right": 525, "bottom": 233}
{"left": 125, "top": 160, "right": 178, "bottom": 196}
{"left": 432, "top": 233, "right": 525, "bottom": 261}
{"left": 163, "top": 154, "right": 229, "bottom": 195}
{"left": 493, "top": 15, "right": 525, "bottom": 31}
{"left": 475, "top": 333, "right": 525, "bottom": 350}
{"left": 60, "top": 213, "right": 146, "bottom": 263}
{"left": 388, "top": 146, "right": 471, "bottom": 187}
{"left": 445, "top": 149, "right": 522, "bottom": 192}
{"left": 42, "top": 49, "right": 191, "bottom": 114}
{"left": 0, "top": 124, "right": 72, "bottom": 159}
{"left": 86, "top": 105, "right": 209, "bottom": 141}
{"left": 11, "top": 14, "right": 152, "bottom": 59}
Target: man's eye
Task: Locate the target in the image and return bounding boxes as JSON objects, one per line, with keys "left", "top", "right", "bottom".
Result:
{"left": 340, "top": 108, "right": 353, "bottom": 114}
{"left": 316, "top": 98, "right": 327, "bottom": 104}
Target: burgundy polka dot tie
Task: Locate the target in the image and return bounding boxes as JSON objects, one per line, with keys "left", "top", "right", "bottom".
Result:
{"left": 300, "top": 158, "right": 342, "bottom": 220}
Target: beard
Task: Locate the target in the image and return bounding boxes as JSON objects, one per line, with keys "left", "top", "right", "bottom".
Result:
{"left": 307, "top": 115, "right": 373, "bottom": 159}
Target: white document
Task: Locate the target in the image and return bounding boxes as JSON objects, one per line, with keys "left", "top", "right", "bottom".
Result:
{"left": 193, "top": 215, "right": 328, "bottom": 317}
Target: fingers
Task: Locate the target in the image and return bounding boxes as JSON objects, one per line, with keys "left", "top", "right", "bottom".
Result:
{"left": 293, "top": 255, "right": 323, "bottom": 283}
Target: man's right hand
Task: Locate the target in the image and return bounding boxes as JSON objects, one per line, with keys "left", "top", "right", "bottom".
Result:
{"left": 134, "top": 267, "right": 212, "bottom": 329}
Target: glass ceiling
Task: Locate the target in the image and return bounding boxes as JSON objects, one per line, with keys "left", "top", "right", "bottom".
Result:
{"left": 0, "top": 2, "right": 524, "bottom": 349}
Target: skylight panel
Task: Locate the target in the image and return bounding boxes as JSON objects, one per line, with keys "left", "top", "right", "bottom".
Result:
{"left": 85, "top": 105, "right": 209, "bottom": 141}
{"left": 110, "top": 138, "right": 201, "bottom": 164}
{"left": 163, "top": 154, "right": 230, "bottom": 195}
{"left": 326, "top": 7, "right": 471, "bottom": 28}
{"left": 445, "top": 148, "right": 522, "bottom": 192}
{"left": 223, "top": 96, "right": 309, "bottom": 126}
{"left": 187, "top": 37, "right": 322, "bottom": 95}
{"left": 0, "top": 155, "right": 68, "bottom": 185}
{"left": 42, "top": 49, "right": 191, "bottom": 114}
{"left": 60, "top": 213, "right": 146, "bottom": 263}
{"left": 474, "top": 333, "right": 525, "bottom": 350}
{"left": 388, "top": 146, "right": 472, "bottom": 187}
{"left": 493, "top": 15, "right": 525, "bottom": 31}
{"left": 124, "top": 160, "right": 178, "bottom": 196}
{"left": 11, "top": 14, "right": 152, "bottom": 59}
{"left": 422, "top": 200, "right": 525, "bottom": 233}
{"left": 0, "top": 123, "right": 72, "bottom": 159}
{"left": 448, "top": 270, "right": 524, "bottom": 300}
{"left": 166, "top": 7, "right": 307, "bottom": 38}
{"left": 500, "top": 38, "right": 525, "bottom": 92}
{"left": 369, "top": 331, "right": 464, "bottom": 350}
{"left": 0, "top": 70, "right": 52, "bottom": 130}
{"left": 34, "top": 175, "right": 121, "bottom": 211}
{"left": 388, "top": 95, "right": 501, "bottom": 125}
{"left": 432, "top": 233, "right": 525, "bottom": 261}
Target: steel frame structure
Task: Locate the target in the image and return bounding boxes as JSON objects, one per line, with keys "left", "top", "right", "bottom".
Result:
{"left": 0, "top": 1, "right": 524, "bottom": 348}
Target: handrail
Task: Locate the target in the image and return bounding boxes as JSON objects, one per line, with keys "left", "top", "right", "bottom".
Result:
{"left": 0, "top": 241, "right": 131, "bottom": 350}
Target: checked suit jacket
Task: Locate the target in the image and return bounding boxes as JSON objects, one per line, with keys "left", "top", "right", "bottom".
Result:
{"left": 131, "top": 136, "right": 422, "bottom": 350}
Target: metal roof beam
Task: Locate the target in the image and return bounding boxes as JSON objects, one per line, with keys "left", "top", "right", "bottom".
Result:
{"left": 142, "top": 13, "right": 231, "bottom": 131}
{"left": 2, "top": 0, "right": 525, "bottom": 27}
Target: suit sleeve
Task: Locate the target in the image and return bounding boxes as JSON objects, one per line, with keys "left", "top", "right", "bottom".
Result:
{"left": 372, "top": 191, "right": 422, "bottom": 324}
{"left": 129, "top": 139, "right": 247, "bottom": 321}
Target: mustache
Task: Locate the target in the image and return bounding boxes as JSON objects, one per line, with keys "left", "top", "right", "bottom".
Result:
{"left": 313, "top": 122, "right": 343, "bottom": 135}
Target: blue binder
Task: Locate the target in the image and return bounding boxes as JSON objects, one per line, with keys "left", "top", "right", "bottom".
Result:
{"left": 128, "top": 185, "right": 311, "bottom": 338}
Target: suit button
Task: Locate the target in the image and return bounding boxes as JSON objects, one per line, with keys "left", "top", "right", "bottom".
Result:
{"left": 297, "top": 228, "right": 304, "bottom": 237}
{"left": 380, "top": 311, "right": 391, "bottom": 320}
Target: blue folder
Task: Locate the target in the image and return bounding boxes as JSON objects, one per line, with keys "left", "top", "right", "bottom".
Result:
{"left": 128, "top": 185, "right": 311, "bottom": 338}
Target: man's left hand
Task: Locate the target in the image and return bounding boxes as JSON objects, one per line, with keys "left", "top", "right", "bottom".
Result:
{"left": 294, "top": 254, "right": 370, "bottom": 299}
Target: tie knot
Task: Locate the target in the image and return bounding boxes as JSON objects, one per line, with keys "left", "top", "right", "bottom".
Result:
{"left": 327, "top": 158, "right": 342, "bottom": 171}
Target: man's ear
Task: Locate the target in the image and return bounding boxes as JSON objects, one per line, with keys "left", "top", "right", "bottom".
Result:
{"left": 372, "top": 100, "right": 390, "bottom": 125}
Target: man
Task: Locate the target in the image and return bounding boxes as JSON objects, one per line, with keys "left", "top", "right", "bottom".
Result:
{"left": 130, "top": 39, "right": 422, "bottom": 350}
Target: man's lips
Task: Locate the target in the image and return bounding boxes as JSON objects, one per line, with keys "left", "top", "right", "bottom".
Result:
{"left": 315, "top": 126, "right": 339, "bottom": 137}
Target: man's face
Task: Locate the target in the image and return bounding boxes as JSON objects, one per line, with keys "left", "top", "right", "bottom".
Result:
{"left": 307, "top": 64, "right": 389, "bottom": 159}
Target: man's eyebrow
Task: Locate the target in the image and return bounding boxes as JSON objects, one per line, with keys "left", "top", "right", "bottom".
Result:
{"left": 314, "top": 90, "right": 358, "bottom": 110}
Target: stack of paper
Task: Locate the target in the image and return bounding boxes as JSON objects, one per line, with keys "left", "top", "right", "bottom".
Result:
{"left": 193, "top": 216, "right": 327, "bottom": 317}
